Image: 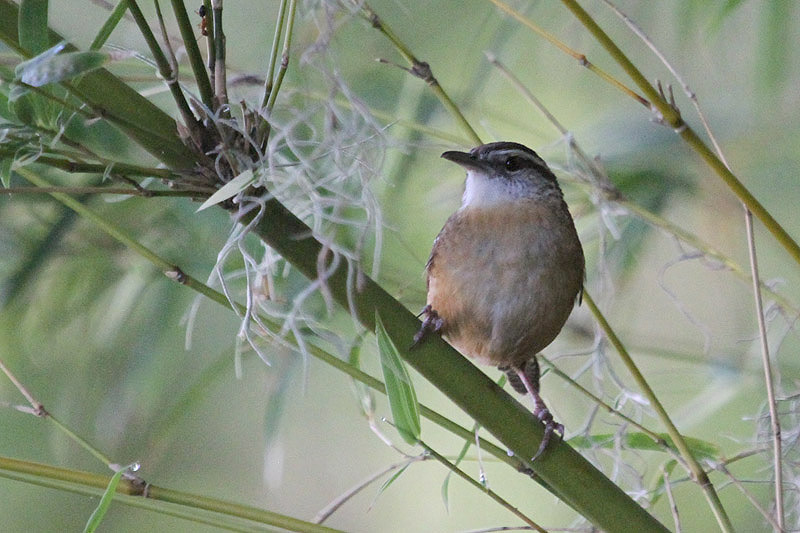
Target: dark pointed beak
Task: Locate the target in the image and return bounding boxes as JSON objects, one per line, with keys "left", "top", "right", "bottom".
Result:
{"left": 441, "top": 150, "right": 490, "bottom": 172}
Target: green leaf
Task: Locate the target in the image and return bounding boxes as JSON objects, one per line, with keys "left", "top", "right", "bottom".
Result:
{"left": 441, "top": 434, "right": 472, "bottom": 512}
{"left": 16, "top": 49, "right": 117, "bottom": 87}
{"left": 649, "top": 459, "right": 678, "bottom": 507}
{"left": 18, "top": 0, "right": 49, "bottom": 55}
{"left": 370, "top": 463, "right": 411, "bottom": 509}
{"left": 375, "top": 312, "right": 420, "bottom": 445}
{"left": 90, "top": 0, "right": 130, "bottom": 51}
{"left": 0, "top": 157, "right": 12, "bottom": 188}
{"left": 83, "top": 463, "right": 137, "bottom": 533}
{"left": 348, "top": 337, "right": 375, "bottom": 416}
{"left": 568, "top": 432, "right": 721, "bottom": 462}
{"left": 196, "top": 168, "right": 257, "bottom": 212}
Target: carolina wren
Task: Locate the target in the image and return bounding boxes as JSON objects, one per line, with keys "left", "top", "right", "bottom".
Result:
{"left": 415, "top": 141, "right": 585, "bottom": 460}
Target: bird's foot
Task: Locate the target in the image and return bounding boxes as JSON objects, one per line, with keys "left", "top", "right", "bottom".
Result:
{"left": 531, "top": 406, "right": 564, "bottom": 462}
{"left": 507, "top": 361, "right": 563, "bottom": 462}
{"left": 412, "top": 305, "right": 444, "bottom": 347}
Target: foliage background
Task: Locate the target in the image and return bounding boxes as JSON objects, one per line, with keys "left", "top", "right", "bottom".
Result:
{"left": 1, "top": 0, "right": 799, "bottom": 531}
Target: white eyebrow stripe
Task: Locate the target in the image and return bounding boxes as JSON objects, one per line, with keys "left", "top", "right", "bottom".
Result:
{"left": 491, "top": 149, "right": 547, "bottom": 166}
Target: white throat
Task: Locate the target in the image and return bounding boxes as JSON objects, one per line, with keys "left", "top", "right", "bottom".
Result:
{"left": 461, "top": 170, "right": 518, "bottom": 208}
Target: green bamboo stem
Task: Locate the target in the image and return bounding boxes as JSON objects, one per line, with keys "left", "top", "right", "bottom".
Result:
{"left": 260, "top": 0, "right": 289, "bottom": 110}
{"left": 211, "top": 0, "right": 228, "bottom": 110}
{"left": 127, "top": 0, "right": 201, "bottom": 138}
{"left": 582, "top": 291, "right": 734, "bottom": 532}
{"left": 264, "top": 0, "right": 296, "bottom": 113}
{"left": 1, "top": 186, "right": 206, "bottom": 198}
{"left": 744, "top": 206, "right": 784, "bottom": 529}
{"left": 0, "top": 456, "right": 343, "bottom": 533}
{"left": 559, "top": 0, "right": 800, "bottom": 268}
{"left": 0, "top": 154, "right": 178, "bottom": 179}
{"left": 169, "top": 0, "right": 214, "bottom": 109}
{"left": 202, "top": 0, "right": 215, "bottom": 91}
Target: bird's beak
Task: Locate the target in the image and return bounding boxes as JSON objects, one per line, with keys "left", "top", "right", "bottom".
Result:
{"left": 441, "top": 150, "right": 491, "bottom": 172}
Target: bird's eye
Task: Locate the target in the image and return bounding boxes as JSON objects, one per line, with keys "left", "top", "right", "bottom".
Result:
{"left": 504, "top": 157, "right": 522, "bottom": 172}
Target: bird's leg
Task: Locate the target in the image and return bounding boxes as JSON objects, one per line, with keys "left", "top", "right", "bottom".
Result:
{"left": 503, "top": 358, "right": 563, "bottom": 461}
{"left": 412, "top": 305, "right": 444, "bottom": 347}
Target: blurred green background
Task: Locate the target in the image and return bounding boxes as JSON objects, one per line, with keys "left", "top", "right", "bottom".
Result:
{"left": 1, "top": 1, "right": 799, "bottom": 531}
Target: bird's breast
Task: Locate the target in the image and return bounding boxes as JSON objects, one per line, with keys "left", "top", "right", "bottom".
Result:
{"left": 426, "top": 201, "right": 583, "bottom": 367}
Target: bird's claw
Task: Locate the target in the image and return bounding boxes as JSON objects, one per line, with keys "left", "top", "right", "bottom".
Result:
{"left": 412, "top": 305, "right": 444, "bottom": 347}
{"left": 531, "top": 408, "right": 563, "bottom": 462}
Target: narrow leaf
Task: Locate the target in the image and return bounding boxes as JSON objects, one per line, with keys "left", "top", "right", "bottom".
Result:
{"left": 375, "top": 312, "right": 420, "bottom": 445}
{"left": 569, "top": 432, "right": 720, "bottom": 461}
{"left": 0, "top": 157, "right": 12, "bottom": 188}
{"left": 90, "top": 0, "right": 130, "bottom": 51}
{"left": 18, "top": 0, "right": 49, "bottom": 55}
{"left": 83, "top": 463, "right": 136, "bottom": 533}
{"left": 196, "top": 168, "right": 256, "bottom": 212}
{"left": 16, "top": 50, "right": 116, "bottom": 87}
{"left": 370, "top": 463, "right": 411, "bottom": 510}
{"left": 649, "top": 459, "right": 678, "bottom": 506}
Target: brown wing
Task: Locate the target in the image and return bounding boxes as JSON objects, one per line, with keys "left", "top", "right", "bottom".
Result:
{"left": 424, "top": 212, "right": 461, "bottom": 290}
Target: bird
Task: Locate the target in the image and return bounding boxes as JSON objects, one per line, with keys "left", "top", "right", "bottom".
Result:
{"left": 414, "top": 141, "right": 585, "bottom": 461}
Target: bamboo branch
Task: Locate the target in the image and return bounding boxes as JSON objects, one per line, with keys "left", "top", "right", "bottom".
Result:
{"left": 559, "top": 0, "right": 800, "bottom": 268}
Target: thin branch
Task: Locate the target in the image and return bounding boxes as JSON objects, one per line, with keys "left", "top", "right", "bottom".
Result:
{"left": 0, "top": 359, "right": 43, "bottom": 414}
{"left": 715, "top": 464, "right": 784, "bottom": 532}
{"left": 210, "top": 0, "right": 228, "bottom": 111}
{"left": 599, "top": 2, "right": 785, "bottom": 526}
{"left": 0, "top": 358, "right": 124, "bottom": 472}
{"left": 1, "top": 186, "right": 208, "bottom": 198}
{"left": 265, "top": 0, "right": 297, "bottom": 113}
{"left": 260, "top": 0, "right": 289, "bottom": 111}
{"left": 662, "top": 466, "right": 682, "bottom": 533}
{"left": 486, "top": 0, "right": 648, "bottom": 107}
{"left": 314, "top": 456, "right": 427, "bottom": 524}
{"left": 419, "top": 440, "right": 547, "bottom": 533}
{"left": 352, "top": 0, "right": 481, "bottom": 144}
{"left": 13, "top": 167, "right": 537, "bottom": 483}
{"left": 558, "top": 0, "right": 800, "bottom": 268}
{"left": 127, "top": 0, "right": 202, "bottom": 139}
{"left": 744, "top": 207, "right": 784, "bottom": 530}
{"left": 582, "top": 292, "right": 733, "bottom": 532}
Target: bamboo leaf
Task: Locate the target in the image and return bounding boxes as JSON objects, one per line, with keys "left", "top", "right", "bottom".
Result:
{"left": 83, "top": 463, "right": 137, "bottom": 533}
{"left": 18, "top": 0, "right": 49, "bottom": 55}
{"left": 375, "top": 312, "right": 420, "bottom": 445}
{"left": 0, "top": 157, "right": 11, "bottom": 188}
{"left": 90, "top": 0, "right": 129, "bottom": 51}
{"left": 569, "top": 432, "right": 720, "bottom": 462}
{"left": 16, "top": 49, "right": 125, "bottom": 87}
{"left": 370, "top": 463, "right": 411, "bottom": 510}
{"left": 649, "top": 460, "right": 678, "bottom": 507}
{"left": 196, "top": 168, "right": 256, "bottom": 212}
